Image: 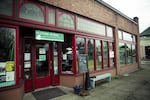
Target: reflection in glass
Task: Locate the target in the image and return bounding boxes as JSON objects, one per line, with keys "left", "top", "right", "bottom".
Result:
{"left": 49, "top": 9, "right": 55, "bottom": 25}
{"left": 0, "top": 0, "right": 12, "bottom": 16}
{"left": 53, "top": 42, "right": 58, "bottom": 75}
{"left": 24, "top": 39, "right": 32, "bottom": 79}
{"left": 132, "top": 45, "right": 136, "bottom": 62}
{"left": 76, "top": 37, "right": 85, "bottom": 54}
{"left": 58, "top": 12, "right": 74, "bottom": 29}
{"left": 126, "top": 44, "right": 132, "bottom": 64}
{"left": 95, "top": 40, "right": 102, "bottom": 70}
{"left": 104, "top": 41, "right": 108, "bottom": 68}
{"left": 107, "top": 26, "right": 113, "bottom": 37}
{"left": 118, "top": 30, "right": 123, "bottom": 40}
{"left": 0, "top": 27, "right": 16, "bottom": 87}
{"left": 123, "top": 32, "right": 132, "bottom": 41}
{"left": 36, "top": 43, "right": 49, "bottom": 77}
{"left": 20, "top": 3, "right": 44, "bottom": 22}
{"left": 119, "top": 43, "right": 125, "bottom": 66}
{"left": 109, "top": 42, "right": 114, "bottom": 67}
{"left": 77, "top": 17, "right": 106, "bottom": 35}
{"left": 62, "top": 35, "right": 73, "bottom": 74}
{"left": 88, "top": 39, "right": 94, "bottom": 71}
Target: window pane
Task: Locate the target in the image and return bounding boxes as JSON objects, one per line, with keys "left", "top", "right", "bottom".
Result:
{"left": 123, "top": 32, "right": 132, "bottom": 41}
{"left": 77, "top": 17, "right": 106, "bottom": 35}
{"left": 49, "top": 9, "right": 55, "bottom": 25}
{"left": 118, "top": 30, "right": 123, "bottom": 40}
{"left": 62, "top": 35, "right": 73, "bottom": 74}
{"left": 107, "top": 26, "right": 113, "bottom": 37}
{"left": 104, "top": 41, "right": 108, "bottom": 68}
{"left": 0, "top": 27, "right": 16, "bottom": 88}
{"left": 0, "top": 0, "right": 12, "bottom": 16}
{"left": 132, "top": 45, "right": 136, "bottom": 63}
{"left": 133, "top": 35, "right": 136, "bottom": 42}
{"left": 119, "top": 43, "right": 125, "bottom": 66}
{"left": 19, "top": 3, "right": 44, "bottom": 22}
{"left": 126, "top": 44, "right": 132, "bottom": 64}
{"left": 109, "top": 42, "right": 114, "bottom": 67}
{"left": 95, "top": 40, "right": 102, "bottom": 70}
{"left": 36, "top": 44, "right": 49, "bottom": 77}
{"left": 88, "top": 39, "right": 94, "bottom": 71}
{"left": 58, "top": 11, "right": 75, "bottom": 29}
{"left": 53, "top": 42, "right": 58, "bottom": 75}
{"left": 76, "top": 37, "right": 85, "bottom": 54}
{"left": 76, "top": 37, "right": 85, "bottom": 73}
{"left": 24, "top": 39, "right": 32, "bottom": 79}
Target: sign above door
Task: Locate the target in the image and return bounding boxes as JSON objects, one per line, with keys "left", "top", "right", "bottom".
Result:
{"left": 35, "top": 30, "right": 64, "bottom": 42}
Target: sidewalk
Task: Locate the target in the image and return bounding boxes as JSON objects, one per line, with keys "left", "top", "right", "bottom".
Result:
{"left": 23, "top": 63, "right": 150, "bottom": 100}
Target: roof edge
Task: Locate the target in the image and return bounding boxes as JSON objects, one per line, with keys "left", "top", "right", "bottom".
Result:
{"left": 96, "top": 0, "right": 138, "bottom": 24}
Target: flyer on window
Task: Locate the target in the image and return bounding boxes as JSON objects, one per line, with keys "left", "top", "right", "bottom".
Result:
{"left": 0, "top": 62, "right": 6, "bottom": 76}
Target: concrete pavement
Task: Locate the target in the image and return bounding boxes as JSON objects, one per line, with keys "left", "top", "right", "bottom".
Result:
{"left": 23, "top": 63, "right": 150, "bottom": 100}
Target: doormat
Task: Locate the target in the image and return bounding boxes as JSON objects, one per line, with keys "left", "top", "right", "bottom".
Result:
{"left": 32, "top": 87, "right": 66, "bottom": 100}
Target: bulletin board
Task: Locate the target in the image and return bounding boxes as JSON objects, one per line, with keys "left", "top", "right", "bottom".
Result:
{"left": 78, "top": 54, "right": 88, "bottom": 73}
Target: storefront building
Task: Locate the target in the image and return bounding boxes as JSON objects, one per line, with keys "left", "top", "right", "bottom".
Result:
{"left": 0, "top": 0, "right": 140, "bottom": 100}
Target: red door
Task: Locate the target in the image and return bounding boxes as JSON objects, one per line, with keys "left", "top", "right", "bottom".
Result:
{"left": 34, "top": 42, "right": 52, "bottom": 89}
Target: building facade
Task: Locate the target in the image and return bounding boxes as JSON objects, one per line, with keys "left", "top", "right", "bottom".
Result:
{"left": 140, "top": 27, "right": 150, "bottom": 60}
{"left": 0, "top": 0, "right": 140, "bottom": 100}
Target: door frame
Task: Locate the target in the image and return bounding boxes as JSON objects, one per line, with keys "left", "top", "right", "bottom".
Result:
{"left": 33, "top": 41, "right": 53, "bottom": 89}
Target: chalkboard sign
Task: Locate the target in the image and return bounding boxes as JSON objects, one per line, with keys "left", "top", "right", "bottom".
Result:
{"left": 78, "top": 54, "right": 88, "bottom": 73}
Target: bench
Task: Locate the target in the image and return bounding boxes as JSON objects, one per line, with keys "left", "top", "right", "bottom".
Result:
{"left": 90, "top": 73, "right": 111, "bottom": 89}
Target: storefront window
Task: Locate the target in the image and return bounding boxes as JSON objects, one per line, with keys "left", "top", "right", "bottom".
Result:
{"left": 77, "top": 17, "right": 106, "bottom": 35}
{"left": 107, "top": 26, "right": 113, "bottom": 37}
{"left": 126, "top": 44, "right": 132, "bottom": 64}
{"left": 88, "top": 39, "right": 94, "bottom": 71}
{"left": 123, "top": 32, "right": 132, "bottom": 41}
{"left": 0, "top": 27, "right": 16, "bottom": 88}
{"left": 104, "top": 41, "right": 108, "bottom": 69}
{"left": 95, "top": 40, "right": 102, "bottom": 70}
{"left": 118, "top": 30, "right": 123, "bottom": 40}
{"left": 24, "top": 39, "right": 32, "bottom": 79}
{"left": 53, "top": 42, "right": 58, "bottom": 75}
{"left": 48, "top": 9, "right": 55, "bottom": 25}
{"left": 19, "top": 3, "right": 44, "bottom": 22}
{"left": 57, "top": 11, "right": 75, "bottom": 29}
{"left": 119, "top": 43, "right": 125, "bottom": 66}
{"left": 76, "top": 37, "right": 85, "bottom": 54}
{"left": 119, "top": 30, "right": 137, "bottom": 66}
{"left": 62, "top": 34, "right": 73, "bottom": 74}
{"left": 109, "top": 42, "right": 114, "bottom": 67}
{"left": 0, "top": 0, "right": 12, "bottom": 16}
{"left": 132, "top": 45, "right": 136, "bottom": 62}
{"left": 76, "top": 37, "right": 86, "bottom": 73}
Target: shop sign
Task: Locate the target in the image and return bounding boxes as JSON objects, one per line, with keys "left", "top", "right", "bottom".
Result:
{"left": 35, "top": 30, "right": 64, "bottom": 42}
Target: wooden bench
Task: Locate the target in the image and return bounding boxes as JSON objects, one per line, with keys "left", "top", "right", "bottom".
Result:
{"left": 90, "top": 73, "right": 111, "bottom": 89}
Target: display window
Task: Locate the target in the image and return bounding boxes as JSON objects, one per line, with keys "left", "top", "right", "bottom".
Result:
{"left": 0, "top": 25, "right": 18, "bottom": 88}
{"left": 61, "top": 34, "right": 73, "bottom": 74}
{"left": 119, "top": 30, "right": 137, "bottom": 66}
{"left": 75, "top": 35, "right": 114, "bottom": 73}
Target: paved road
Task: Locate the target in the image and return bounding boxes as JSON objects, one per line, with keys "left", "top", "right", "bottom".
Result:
{"left": 52, "top": 64, "right": 150, "bottom": 100}
{"left": 23, "top": 63, "right": 150, "bottom": 100}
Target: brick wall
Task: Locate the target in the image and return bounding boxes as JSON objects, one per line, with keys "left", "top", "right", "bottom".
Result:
{"left": 40, "top": 0, "right": 139, "bottom": 34}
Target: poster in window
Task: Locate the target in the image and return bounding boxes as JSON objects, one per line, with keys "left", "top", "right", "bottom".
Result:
{"left": 6, "top": 61, "right": 14, "bottom": 72}
{"left": 39, "top": 48, "right": 46, "bottom": 54}
{"left": 39, "top": 55, "right": 46, "bottom": 61}
{"left": 78, "top": 54, "right": 88, "bottom": 73}
{"left": 6, "top": 71, "right": 15, "bottom": 81}
{"left": 24, "top": 53, "right": 30, "bottom": 61}
{"left": 0, "top": 62, "right": 6, "bottom": 76}
{"left": 24, "top": 62, "right": 31, "bottom": 68}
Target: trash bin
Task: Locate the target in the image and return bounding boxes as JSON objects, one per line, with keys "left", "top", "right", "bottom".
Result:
{"left": 73, "top": 86, "right": 81, "bottom": 94}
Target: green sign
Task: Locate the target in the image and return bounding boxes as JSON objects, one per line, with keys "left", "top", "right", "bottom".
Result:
{"left": 35, "top": 30, "right": 64, "bottom": 42}
{"left": 39, "top": 55, "right": 46, "bottom": 61}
